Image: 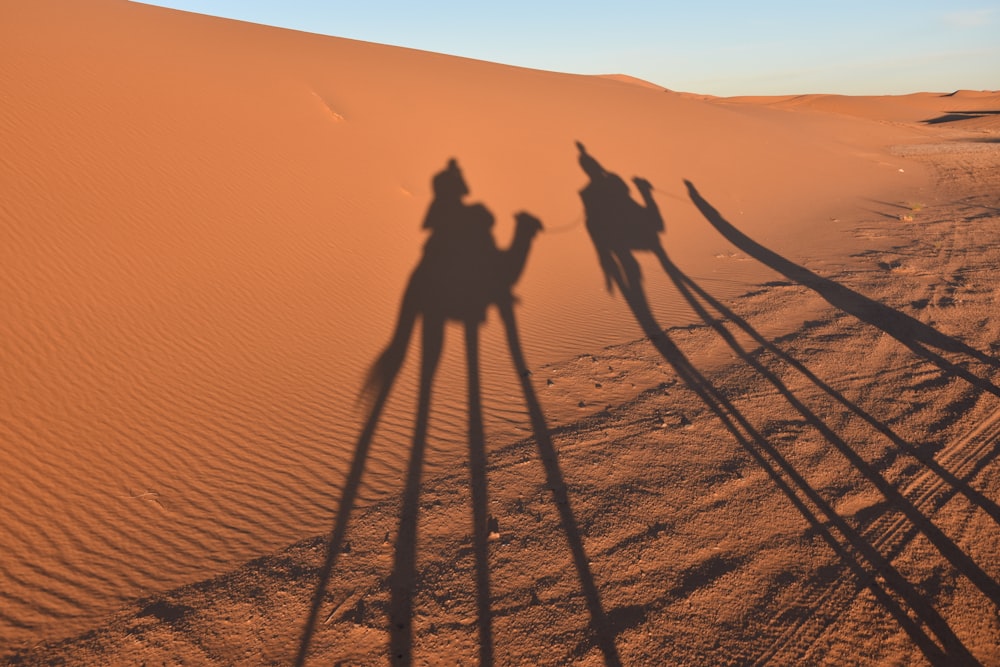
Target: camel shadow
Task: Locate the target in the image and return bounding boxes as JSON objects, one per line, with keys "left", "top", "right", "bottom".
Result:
{"left": 575, "top": 142, "right": 996, "bottom": 664}
{"left": 296, "top": 159, "right": 622, "bottom": 666}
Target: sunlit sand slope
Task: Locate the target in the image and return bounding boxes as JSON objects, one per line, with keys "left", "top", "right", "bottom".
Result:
{"left": 0, "top": 0, "right": 960, "bottom": 651}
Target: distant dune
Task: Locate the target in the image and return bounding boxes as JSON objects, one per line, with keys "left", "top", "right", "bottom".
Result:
{"left": 2, "top": 0, "right": 999, "bottom": 663}
{"left": 724, "top": 90, "right": 1000, "bottom": 125}
{"left": 597, "top": 73, "right": 669, "bottom": 91}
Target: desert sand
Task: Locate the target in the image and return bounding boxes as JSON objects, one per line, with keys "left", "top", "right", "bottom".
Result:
{"left": 2, "top": 1, "right": 999, "bottom": 664}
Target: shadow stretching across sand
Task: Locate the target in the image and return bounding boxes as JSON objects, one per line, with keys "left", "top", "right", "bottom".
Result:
{"left": 686, "top": 180, "right": 1000, "bottom": 388}
{"left": 683, "top": 181, "right": 1000, "bottom": 521}
{"left": 575, "top": 142, "right": 997, "bottom": 664}
{"left": 296, "top": 160, "right": 622, "bottom": 666}
{"left": 923, "top": 110, "right": 1000, "bottom": 125}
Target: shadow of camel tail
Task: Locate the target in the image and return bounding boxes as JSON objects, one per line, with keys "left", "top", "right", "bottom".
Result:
{"left": 360, "top": 279, "right": 422, "bottom": 409}
{"left": 683, "top": 180, "right": 1000, "bottom": 376}
{"left": 297, "top": 278, "right": 425, "bottom": 665}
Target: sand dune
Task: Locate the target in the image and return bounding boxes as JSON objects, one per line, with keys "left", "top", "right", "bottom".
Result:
{"left": 2, "top": 0, "right": 998, "bottom": 663}
{"left": 724, "top": 90, "right": 1000, "bottom": 130}
{"left": 598, "top": 74, "right": 669, "bottom": 91}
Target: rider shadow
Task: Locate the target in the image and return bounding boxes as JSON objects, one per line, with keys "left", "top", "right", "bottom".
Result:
{"left": 296, "top": 159, "right": 623, "bottom": 666}
{"left": 575, "top": 142, "right": 995, "bottom": 664}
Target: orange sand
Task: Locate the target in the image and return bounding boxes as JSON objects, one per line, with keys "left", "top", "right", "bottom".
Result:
{"left": 2, "top": 0, "right": 998, "bottom": 663}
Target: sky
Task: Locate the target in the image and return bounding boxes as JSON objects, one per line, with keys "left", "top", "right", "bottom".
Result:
{"left": 137, "top": 1, "right": 1000, "bottom": 96}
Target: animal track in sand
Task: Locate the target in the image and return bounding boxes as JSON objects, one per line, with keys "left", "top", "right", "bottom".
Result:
{"left": 308, "top": 90, "right": 345, "bottom": 122}
{"left": 122, "top": 489, "right": 164, "bottom": 510}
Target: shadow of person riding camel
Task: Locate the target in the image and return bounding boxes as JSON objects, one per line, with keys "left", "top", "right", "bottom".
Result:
{"left": 297, "top": 159, "right": 622, "bottom": 667}
{"left": 363, "top": 159, "right": 544, "bottom": 666}
{"left": 577, "top": 141, "right": 665, "bottom": 296}
{"left": 574, "top": 142, "right": 997, "bottom": 663}
{"left": 363, "top": 159, "right": 542, "bottom": 403}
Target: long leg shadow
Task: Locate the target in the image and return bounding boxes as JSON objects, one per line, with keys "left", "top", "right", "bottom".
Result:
{"left": 294, "top": 344, "right": 398, "bottom": 667}
{"left": 654, "top": 248, "right": 1000, "bottom": 599}
{"left": 499, "top": 301, "right": 622, "bottom": 666}
{"left": 464, "top": 321, "right": 494, "bottom": 666}
{"left": 297, "top": 159, "right": 621, "bottom": 666}
{"left": 658, "top": 247, "right": 1000, "bottom": 661}
{"left": 659, "top": 250, "right": 1000, "bottom": 527}
{"left": 388, "top": 313, "right": 442, "bottom": 665}
{"left": 574, "top": 143, "right": 989, "bottom": 664}
{"left": 618, "top": 250, "right": 976, "bottom": 664}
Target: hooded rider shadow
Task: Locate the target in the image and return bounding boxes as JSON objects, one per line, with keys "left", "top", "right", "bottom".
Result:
{"left": 297, "top": 159, "right": 623, "bottom": 667}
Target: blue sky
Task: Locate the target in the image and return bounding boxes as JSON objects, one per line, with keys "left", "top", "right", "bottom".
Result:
{"left": 137, "top": 1, "right": 999, "bottom": 95}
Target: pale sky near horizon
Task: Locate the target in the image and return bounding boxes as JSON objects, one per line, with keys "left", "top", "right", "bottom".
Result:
{"left": 137, "top": 1, "right": 999, "bottom": 96}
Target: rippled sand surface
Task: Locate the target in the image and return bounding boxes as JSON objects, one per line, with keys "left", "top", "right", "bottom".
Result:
{"left": 6, "top": 0, "right": 995, "bottom": 653}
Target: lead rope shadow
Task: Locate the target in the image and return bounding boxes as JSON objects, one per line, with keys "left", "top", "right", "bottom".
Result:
{"left": 575, "top": 142, "right": 983, "bottom": 664}
{"left": 296, "top": 159, "right": 622, "bottom": 666}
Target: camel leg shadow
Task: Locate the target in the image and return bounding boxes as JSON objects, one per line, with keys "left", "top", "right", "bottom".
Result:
{"left": 499, "top": 301, "right": 624, "bottom": 667}
{"left": 388, "top": 315, "right": 444, "bottom": 665}
{"left": 295, "top": 341, "right": 405, "bottom": 667}
{"left": 651, "top": 246, "right": 1000, "bottom": 527}
{"left": 295, "top": 264, "right": 428, "bottom": 666}
{"left": 603, "top": 249, "right": 977, "bottom": 664}
{"left": 650, "top": 246, "right": 1000, "bottom": 607}
{"left": 465, "top": 322, "right": 495, "bottom": 666}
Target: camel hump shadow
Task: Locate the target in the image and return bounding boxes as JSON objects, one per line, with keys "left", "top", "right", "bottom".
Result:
{"left": 578, "top": 142, "right": 662, "bottom": 252}
{"left": 576, "top": 142, "right": 666, "bottom": 295}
